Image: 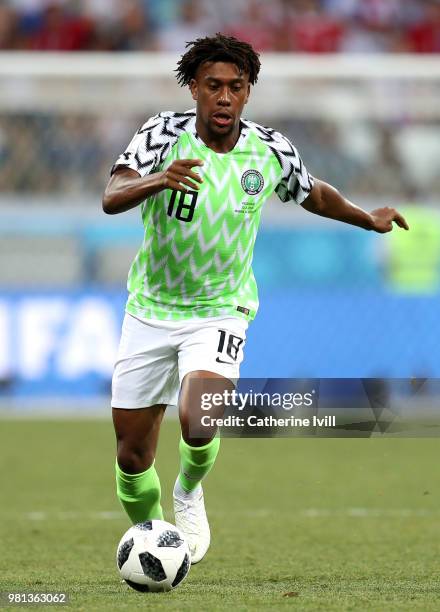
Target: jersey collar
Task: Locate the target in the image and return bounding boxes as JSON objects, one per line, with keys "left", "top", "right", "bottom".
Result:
{"left": 186, "top": 109, "right": 249, "bottom": 154}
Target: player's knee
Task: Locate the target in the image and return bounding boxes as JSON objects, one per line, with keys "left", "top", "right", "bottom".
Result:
{"left": 181, "top": 425, "right": 217, "bottom": 448}
{"left": 117, "top": 446, "right": 155, "bottom": 474}
{"left": 180, "top": 415, "right": 217, "bottom": 447}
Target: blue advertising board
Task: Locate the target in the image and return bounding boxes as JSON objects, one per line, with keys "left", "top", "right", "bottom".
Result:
{"left": 0, "top": 289, "right": 439, "bottom": 402}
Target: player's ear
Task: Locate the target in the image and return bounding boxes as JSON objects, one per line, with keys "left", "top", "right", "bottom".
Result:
{"left": 189, "top": 78, "right": 198, "bottom": 101}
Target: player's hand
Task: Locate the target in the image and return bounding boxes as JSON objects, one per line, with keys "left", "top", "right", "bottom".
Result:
{"left": 159, "top": 159, "right": 204, "bottom": 193}
{"left": 370, "top": 207, "right": 409, "bottom": 233}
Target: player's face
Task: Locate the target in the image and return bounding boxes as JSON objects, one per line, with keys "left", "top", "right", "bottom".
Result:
{"left": 190, "top": 62, "right": 250, "bottom": 137}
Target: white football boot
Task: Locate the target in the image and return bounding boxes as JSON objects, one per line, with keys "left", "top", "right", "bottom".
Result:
{"left": 173, "top": 478, "right": 210, "bottom": 564}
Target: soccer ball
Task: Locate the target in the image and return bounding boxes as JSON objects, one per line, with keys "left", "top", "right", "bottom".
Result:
{"left": 116, "top": 520, "right": 191, "bottom": 592}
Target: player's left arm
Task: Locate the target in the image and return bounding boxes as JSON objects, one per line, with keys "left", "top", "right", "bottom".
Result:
{"left": 302, "top": 179, "right": 409, "bottom": 233}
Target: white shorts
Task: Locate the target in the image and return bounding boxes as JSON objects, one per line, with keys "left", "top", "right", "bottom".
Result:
{"left": 111, "top": 313, "right": 248, "bottom": 409}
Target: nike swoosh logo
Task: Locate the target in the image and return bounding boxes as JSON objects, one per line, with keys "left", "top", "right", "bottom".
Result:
{"left": 183, "top": 471, "right": 199, "bottom": 481}
{"left": 215, "top": 357, "right": 235, "bottom": 365}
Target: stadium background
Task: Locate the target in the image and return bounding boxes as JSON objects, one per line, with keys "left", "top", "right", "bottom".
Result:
{"left": 2, "top": 7, "right": 440, "bottom": 609}
{"left": 1, "top": 0, "right": 440, "bottom": 410}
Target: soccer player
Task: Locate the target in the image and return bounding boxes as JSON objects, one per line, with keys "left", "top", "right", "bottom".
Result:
{"left": 102, "top": 34, "right": 408, "bottom": 564}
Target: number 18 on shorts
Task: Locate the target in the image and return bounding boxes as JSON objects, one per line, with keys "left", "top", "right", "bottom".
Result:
{"left": 111, "top": 314, "right": 248, "bottom": 409}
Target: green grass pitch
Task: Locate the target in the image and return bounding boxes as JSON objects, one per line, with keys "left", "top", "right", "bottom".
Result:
{"left": 1, "top": 418, "right": 440, "bottom": 611}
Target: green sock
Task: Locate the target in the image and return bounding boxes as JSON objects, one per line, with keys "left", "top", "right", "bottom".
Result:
{"left": 115, "top": 460, "right": 163, "bottom": 523}
{"left": 178, "top": 436, "right": 220, "bottom": 492}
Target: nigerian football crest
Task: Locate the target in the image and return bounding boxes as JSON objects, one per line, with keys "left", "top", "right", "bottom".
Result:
{"left": 241, "top": 169, "right": 264, "bottom": 195}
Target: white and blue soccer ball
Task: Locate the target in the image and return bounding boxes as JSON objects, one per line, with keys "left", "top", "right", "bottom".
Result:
{"left": 116, "top": 520, "right": 191, "bottom": 592}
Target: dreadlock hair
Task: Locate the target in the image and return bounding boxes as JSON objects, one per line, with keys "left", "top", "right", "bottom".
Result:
{"left": 176, "top": 33, "right": 261, "bottom": 87}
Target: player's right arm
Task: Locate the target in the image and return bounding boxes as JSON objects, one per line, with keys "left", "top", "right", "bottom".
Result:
{"left": 102, "top": 159, "right": 203, "bottom": 215}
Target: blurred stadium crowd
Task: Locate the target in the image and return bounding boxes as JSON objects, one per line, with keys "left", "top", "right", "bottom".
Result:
{"left": 0, "top": 0, "right": 440, "bottom": 53}
{"left": 0, "top": 0, "right": 439, "bottom": 200}
{"left": 1, "top": 114, "right": 434, "bottom": 200}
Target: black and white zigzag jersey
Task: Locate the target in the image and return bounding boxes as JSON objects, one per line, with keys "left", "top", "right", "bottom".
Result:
{"left": 112, "top": 110, "right": 314, "bottom": 321}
